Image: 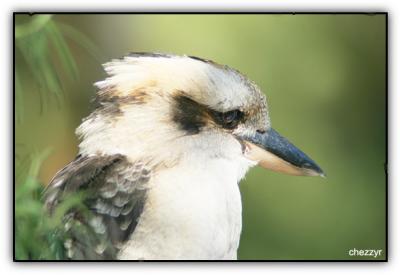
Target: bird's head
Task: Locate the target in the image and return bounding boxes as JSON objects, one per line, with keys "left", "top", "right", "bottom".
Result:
{"left": 77, "top": 53, "right": 323, "bottom": 179}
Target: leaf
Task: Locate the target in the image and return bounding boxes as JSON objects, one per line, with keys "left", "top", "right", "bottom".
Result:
{"left": 27, "top": 149, "right": 52, "bottom": 180}
{"left": 15, "top": 15, "right": 53, "bottom": 39}
{"left": 49, "top": 191, "right": 88, "bottom": 229}
{"left": 17, "top": 32, "right": 51, "bottom": 112}
{"left": 15, "top": 15, "right": 104, "bottom": 121}
{"left": 15, "top": 149, "right": 51, "bottom": 200}
{"left": 46, "top": 21, "right": 79, "bottom": 81}
{"left": 57, "top": 22, "right": 103, "bottom": 62}
{"left": 15, "top": 200, "right": 43, "bottom": 216}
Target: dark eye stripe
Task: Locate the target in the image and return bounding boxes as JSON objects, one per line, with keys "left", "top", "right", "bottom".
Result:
{"left": 172, "top": 92, "right": 245, "bottom": 134}
{"left": 173, "top": 94, "right": 208, "bottom": 135}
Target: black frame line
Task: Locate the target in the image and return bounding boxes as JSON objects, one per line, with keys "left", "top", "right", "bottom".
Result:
{"left": 12, "top": 11, "right": 389, "bottom": 263}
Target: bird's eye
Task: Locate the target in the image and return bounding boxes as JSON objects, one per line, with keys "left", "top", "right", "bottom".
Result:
{"left": 223, "top": 110, "right": 239, "bottom": 123}
{"left": 221, "top": 110, "right": 243, "bottom": 129}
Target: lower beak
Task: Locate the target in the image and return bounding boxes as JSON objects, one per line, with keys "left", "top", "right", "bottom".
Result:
{"left": 239, "top": 128, "right": 324, "bottom": 177}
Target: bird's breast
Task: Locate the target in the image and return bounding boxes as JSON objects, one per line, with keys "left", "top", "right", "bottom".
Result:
{"left": 117, "top": 158, "right": 243, "bottom": 260}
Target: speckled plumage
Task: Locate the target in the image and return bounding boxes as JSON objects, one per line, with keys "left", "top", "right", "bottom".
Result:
{"left": 45, "top": 154, "right": 150, "bottom": 259}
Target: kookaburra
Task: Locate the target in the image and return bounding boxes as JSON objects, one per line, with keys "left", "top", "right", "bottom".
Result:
{"left": 44, "top": 53, "right": 324, "bottom": 260}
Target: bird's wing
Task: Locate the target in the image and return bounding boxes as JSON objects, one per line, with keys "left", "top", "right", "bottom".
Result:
{"left": 43, "top": 154, "right": 150, "bottom": 260}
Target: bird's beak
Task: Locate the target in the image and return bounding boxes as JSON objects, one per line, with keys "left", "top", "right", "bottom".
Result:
{"left": 239, "top": 128, "right": 325, "bottom": 177}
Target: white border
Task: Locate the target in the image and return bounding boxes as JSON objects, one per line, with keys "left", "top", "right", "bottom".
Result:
{"left": 2, "top": 1, "right": 397, "bottom": 274}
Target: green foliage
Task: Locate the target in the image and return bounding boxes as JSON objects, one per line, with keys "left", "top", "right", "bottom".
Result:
{"left": 15, "top": 150, "right": 90, "bottom": 260}
{"left": 15, "top": 150, "right": 62, "bottom": 260}
{"left": 15, "top": 15, "right": 102, "bottom": 122}
{"left": 14, "top": 15, "right": 101, "bottom": 260}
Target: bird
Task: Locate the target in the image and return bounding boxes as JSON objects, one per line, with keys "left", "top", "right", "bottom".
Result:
{"left": 44, "top": 52, "right": 324, "bottom": 260}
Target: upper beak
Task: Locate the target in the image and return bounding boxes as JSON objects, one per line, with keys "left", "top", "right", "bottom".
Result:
{"left": 238, "top": 128, "right": 325, "bottom": 177}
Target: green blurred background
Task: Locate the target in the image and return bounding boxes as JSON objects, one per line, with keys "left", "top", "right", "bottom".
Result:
{"left": 15, "top": 14, "right": 386, "bottom": 260}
